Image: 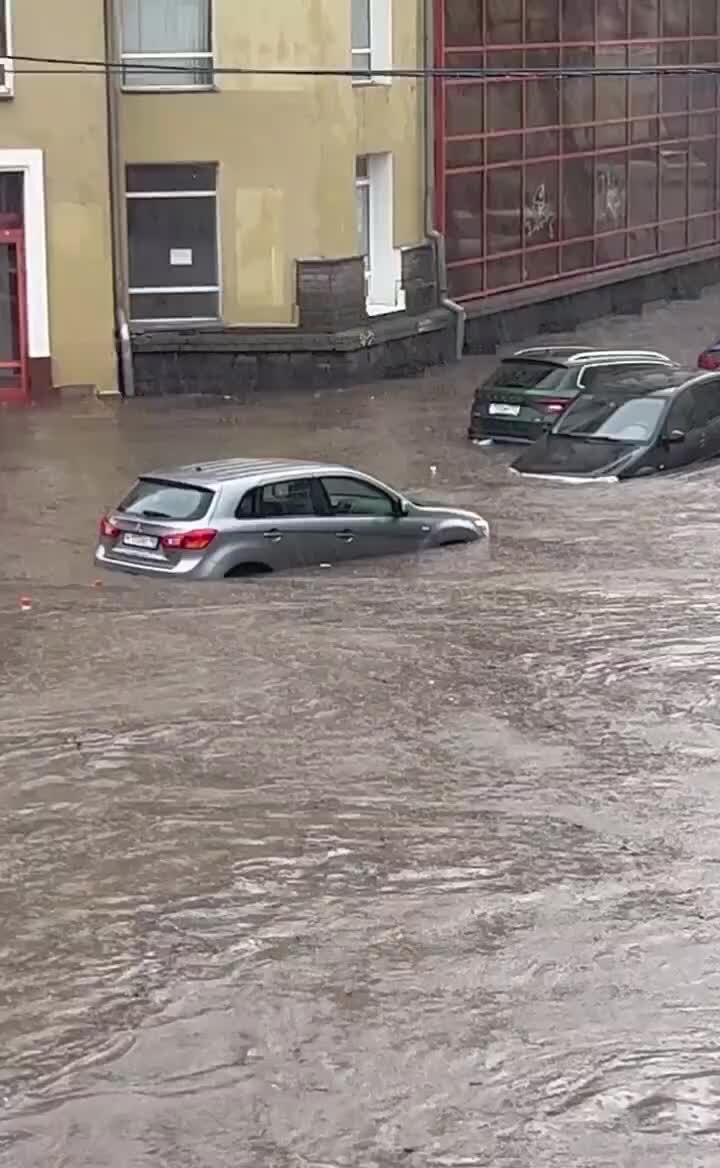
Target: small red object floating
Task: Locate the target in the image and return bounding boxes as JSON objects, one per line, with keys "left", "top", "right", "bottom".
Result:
{"left": 19, "top": 596, "right": 32, "bottom": 611}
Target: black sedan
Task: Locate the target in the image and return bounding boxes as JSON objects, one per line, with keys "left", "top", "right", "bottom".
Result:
{"left": 511, "top": 367, "right": 720, "bottom": 481}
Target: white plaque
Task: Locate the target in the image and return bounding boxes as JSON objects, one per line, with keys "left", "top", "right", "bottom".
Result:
{"left": 170, "top": 248, "right": 193, "bottom": 267}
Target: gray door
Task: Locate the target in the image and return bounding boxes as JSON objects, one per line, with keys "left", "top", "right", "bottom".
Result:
{"left": 317, "top": 475, "right": 427, "bottom": 561}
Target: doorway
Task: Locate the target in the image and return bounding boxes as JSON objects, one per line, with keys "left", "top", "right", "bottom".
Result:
{"left": 0, "top": 173, "right": 27, "bottom": 402}
{"left": 0, "top": 228, "right": 28, "bottom": 402}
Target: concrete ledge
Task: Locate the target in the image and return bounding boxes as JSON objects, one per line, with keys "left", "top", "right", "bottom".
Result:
{"left": 463, "top": 247, "right": 720, "bottom": 353}
{"left": 131, "top": 308, "right": 457, "bottom": 397}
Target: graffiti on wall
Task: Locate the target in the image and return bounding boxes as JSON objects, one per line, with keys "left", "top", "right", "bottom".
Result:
{"left": 524, "top": 183, "right": 556, "bottom": 240}
{"left": 596, "top": 166, "right": 626, "bottom": 229}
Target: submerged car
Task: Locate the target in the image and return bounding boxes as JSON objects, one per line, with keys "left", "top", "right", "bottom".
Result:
{"left": 96, "top": 458, "right": 489, "bottom": 579}
{"left": 468, "top": 346, "right": 676, "bottom": 444}
{"left": 511, "top": 366, "right": 720, "bottom": 481}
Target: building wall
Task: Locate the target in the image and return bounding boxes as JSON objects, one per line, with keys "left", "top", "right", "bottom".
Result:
{"left": 121, "top": 0, "right": 424, "bottom": 327}
{"left": 437, "top": 0, "right": 720, "bottom": 309}
{"left": 1, "top": 1, "right": 116, "bottom": 390}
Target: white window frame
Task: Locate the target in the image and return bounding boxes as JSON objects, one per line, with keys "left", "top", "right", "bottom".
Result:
{"left": 355, "top": 153, "right": 405, "bottom": 317}
{"left": 355, "top": 161, "right": 371, "bottom": 296}
{"left": 121, "top": 0, "right": 215, "bottom": 92}
{"left": 352, "top": 0, "right": 392, "bottom": 87}
{"left": 126, "top": 168, "right": 221, "bottom": 324}
{"left": 0, "top": 0, "right": 14, "bottom": 98}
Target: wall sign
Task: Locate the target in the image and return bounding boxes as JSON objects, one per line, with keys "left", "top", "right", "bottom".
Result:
{"left": 170, "top": 248, "right": 193, "bottom": 267}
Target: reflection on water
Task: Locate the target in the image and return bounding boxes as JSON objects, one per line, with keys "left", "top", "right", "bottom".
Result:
{"left": 4, "top": 295, "right": 720, "bottom": 1164}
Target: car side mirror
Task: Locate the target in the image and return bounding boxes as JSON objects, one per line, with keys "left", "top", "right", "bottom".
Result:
{"left": 397, "top": 498, "right": 409, "bottom": 516}
{"left": 667, "top": 429, "right": 685, "bottom": 445}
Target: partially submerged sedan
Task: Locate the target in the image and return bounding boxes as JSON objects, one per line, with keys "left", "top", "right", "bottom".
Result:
{"left": 96, "top": 458, "right": 489, "bottom": 579}
{"left": 511, "top": 367, "right": 720, "bottom": 481}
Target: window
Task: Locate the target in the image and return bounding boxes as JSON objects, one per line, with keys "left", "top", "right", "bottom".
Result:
{"left": 0, "top": 172, "right": 23, "bottom": 227}
{"left": 351, "top": 0, "right": 391, "bottom": 83}
{"left": 320, "top": 476, "right": 396, "bottom": 517}
{"left": 354, "top": 154, "right": 404, "bottom": 315}
{"left": 580, "top": 364, "right": 669, "bottom": 391}
{"left": 0, "top": 0, "right": 13, "bottom": 97}
{"left": 352, "top": 0, "right": 371, "bottom": 74}
{"left": 665, "top": 391, "right": 694, "bottom": 434}
{"left": 686, "top": 383, "right": 720, "bottom": 428}
{"left": 482, "top": 360, "right": 567, "bottom": 392}
{"left": 121, "top": 0, "right": 213, "bottom": 90}
{"left": 238, "top": 479, "right": 317, "bottom": 519}
{"left": 355, "top": 157, "right": 370, "bottom": 291}
{"left": 126, "top": 163, "right": 219, "bottom": 322}
{"left": 440, "top": 0, "right": 720, "bottom": 301}
{"left": 119, "top": 479, "right": 214, "bottom": 522}
{"left": 556, "top": 394, "right": 667, "bottom": 441}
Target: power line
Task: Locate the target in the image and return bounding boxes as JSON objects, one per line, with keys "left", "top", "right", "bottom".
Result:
{"left": 7, "top": 53, "right": 720, "bottom": 79}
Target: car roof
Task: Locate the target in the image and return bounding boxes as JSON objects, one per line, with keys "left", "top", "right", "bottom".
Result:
{"left": 140, "top": 457, "right": 356, "bottom": 490}
{"left": 509, "top": 346, "right": 675, "bottom": 367}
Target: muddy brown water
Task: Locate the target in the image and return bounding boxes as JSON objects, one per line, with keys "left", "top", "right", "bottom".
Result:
{"left": 3, "top": 298, "right": 720, "bottom": 1166}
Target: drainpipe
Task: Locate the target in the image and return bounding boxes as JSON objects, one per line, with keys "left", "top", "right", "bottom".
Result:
{"left": 103, "top": 0, "right": 135, "bottom": 396}
{"left": 422, "top": 0, "right": 465, "bottom": 362}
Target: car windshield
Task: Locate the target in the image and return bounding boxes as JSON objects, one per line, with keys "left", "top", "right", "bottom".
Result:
{"left": 481, "top": 360, "right": 567, "bottom": 391}
{"left": 119, "top": 479, "right": 214, "bottom": 522}
{"left": 555, "top": 394, "right": 666, "bottom": 442}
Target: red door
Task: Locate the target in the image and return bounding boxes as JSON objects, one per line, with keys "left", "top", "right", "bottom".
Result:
{"left": 0, "top": 227, "right": 28, "bottom": 403}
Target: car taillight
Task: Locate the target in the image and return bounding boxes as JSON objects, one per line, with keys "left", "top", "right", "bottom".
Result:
{"left": 698, "top": 351, "right": 720, "bottom": 370}
{"left": 537, "top": 399, "right": 568, "bottom": 414}
{"left": 99, "top": 514, "right": 120, "bottom": 538}
{"left": 160, "top": 528, "right": 217, "bottom": 551}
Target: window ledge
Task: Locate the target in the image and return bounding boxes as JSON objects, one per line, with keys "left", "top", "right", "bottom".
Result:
{"left": 367, "top": 294, "right": 406, "bottom": 317}
{"left": 122, "top": 85, "right": 218, "bottom": 95}
{"left": 352, "top": 76, "right": 392, "bottom": 88}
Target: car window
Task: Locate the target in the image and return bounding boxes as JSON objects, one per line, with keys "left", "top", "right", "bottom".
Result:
{"left": 665, "top": 390, "right": 694, "bottom": 434}
{"left": 580, "top": 364, "right": 668, "bottom": 391}
{"left": 481, "top": 360, "right": 568, "bottom": 392}
{"left": 556, "top": 394, "right": 666, "bottom": 441}
{"left": 689, "top": 382, "right": 720, "bottom": 428}
{"left": 119, "top": 479, "right": 213, "bottom": 521}
{"left": 238, "top": 477, "right": 316, "bottom": 519}
{"left": 320, "top": 476, "right": 396, "bottom": 517}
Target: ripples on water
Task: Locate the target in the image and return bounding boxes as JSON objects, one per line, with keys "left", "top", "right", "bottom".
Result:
{"left": 4, "top": 354, "right": 720, "bottom": 1164}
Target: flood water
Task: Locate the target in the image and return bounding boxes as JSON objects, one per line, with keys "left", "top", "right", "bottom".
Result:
{"left": 3, "top": 295, "right": 720, "bottom": 1166}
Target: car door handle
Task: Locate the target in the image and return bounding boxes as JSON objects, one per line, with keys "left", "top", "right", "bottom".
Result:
{"left": 335, "top": 530, "right": 354, "bottom": 542}
{"left": 263, "top": 529, "right": 283, "bottom": 542}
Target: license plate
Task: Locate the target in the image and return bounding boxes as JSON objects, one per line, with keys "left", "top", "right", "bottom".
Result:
{"left": 122, "top": 532, "right": 159, "bottom": 550}
{"left": 489, "top": 403, "right": 521, "bottom": 417}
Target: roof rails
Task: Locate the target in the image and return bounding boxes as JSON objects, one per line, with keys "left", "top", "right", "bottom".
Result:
{"left": 513, "top": 345, "right": 673, "bottom": 364}
{"left": 514, "top": 345, "right": 582, "bottom": 355}
{"left": 565, "top": 349, "right": 673, "bottom": 364}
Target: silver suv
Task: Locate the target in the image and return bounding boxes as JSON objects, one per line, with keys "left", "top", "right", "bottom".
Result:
{"left": 95, "top": 458, "right": 489, "bottom": 579}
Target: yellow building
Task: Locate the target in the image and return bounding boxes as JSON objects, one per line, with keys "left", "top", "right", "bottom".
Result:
{"left": 0, "top": 0, "right": 115, "bottom": 399}
{"left": 0, "top": 0, "right": 450, "bottom": 401}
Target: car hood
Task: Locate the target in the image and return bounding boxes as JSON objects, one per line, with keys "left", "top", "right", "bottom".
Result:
{"left": 511, "top": 434, "right": 643, "bottom": 478}
{"left": 408, "top": 497, "right": 477, "bottom": 518}
{"left": 408, "top": 497, "right": 489, "bottom": 530}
